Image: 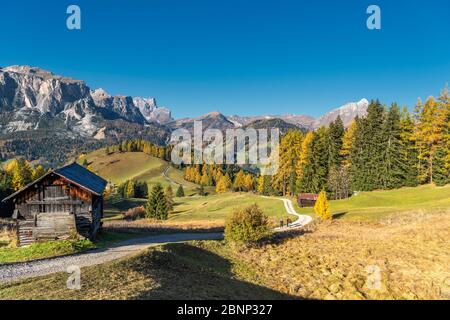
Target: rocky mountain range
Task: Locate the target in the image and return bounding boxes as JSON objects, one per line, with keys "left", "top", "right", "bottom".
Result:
{"left": 0, "top": 65, "right": 173, "bottom": 137}
{"left": 0, "top": 65, "right": 369, "bottom": 165}
{"left": 227, "top": 99, "right": 368, "bottom": 130}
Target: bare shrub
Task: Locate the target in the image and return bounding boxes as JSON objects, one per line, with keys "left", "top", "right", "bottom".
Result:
{"left": 122, "top": 206, "right": 146, "bottom": 221}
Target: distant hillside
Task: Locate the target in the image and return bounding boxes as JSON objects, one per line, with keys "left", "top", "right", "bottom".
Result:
{"left": 229, "top": 114, "right": 315, "bottom": 130}
{"left": 244, "top": 118, "right": 305, "bottom": 135}
{"left": 82, "top": 149, "right": 199, "bottom": 193}
{"left": 169, "top": 111, "right": 235, "bottom": 133}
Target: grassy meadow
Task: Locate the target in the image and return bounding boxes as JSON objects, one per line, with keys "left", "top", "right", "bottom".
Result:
{"left": 2, "top": 210, "right": 448, "bottom": 300}
{"left": 170, "top": 193, "right": 289, "bottom": 223}
{"left": 295, "top": 184, "right": 450, "bottom": 221}
{"left": 104, "top": 193, "right": 291, "bottom": 228}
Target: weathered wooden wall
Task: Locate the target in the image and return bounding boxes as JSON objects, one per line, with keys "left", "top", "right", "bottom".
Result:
{"left": 13, "top": 174, "right": 101, "bottom": 246}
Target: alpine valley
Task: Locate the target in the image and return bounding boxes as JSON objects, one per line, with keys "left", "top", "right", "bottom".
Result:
{"left": 0, "top": 66, "right": 368, "bottom": 166}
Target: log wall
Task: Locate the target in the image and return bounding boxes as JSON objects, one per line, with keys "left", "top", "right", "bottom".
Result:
{"left": 12, "top": 174, "right": 102, "bottom": 246}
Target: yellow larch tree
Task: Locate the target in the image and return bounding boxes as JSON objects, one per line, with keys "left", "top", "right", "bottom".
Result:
{"left": 314, "top": 190, "right": 332, "bottom": 221}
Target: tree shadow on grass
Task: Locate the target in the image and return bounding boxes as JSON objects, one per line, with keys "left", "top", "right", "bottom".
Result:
{"left": 129, "top": 243, "right": 298, "bottom": 300}
{"left": 332, "top": 212, "right": 348, "bottom": 220}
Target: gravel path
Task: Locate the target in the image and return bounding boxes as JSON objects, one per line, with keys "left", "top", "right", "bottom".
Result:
{"left": 162, "top": 166, "right": 181, "bottom": 186}
{"left": 263, "top": 197, "right": 313, "bottom": 231}
{"left": 0, "top": 233, "right": 223, "bottom": 283}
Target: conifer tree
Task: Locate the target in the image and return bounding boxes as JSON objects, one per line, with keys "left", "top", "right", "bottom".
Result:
{"left": 296, "top": 131, "right": 314, "bottom": 191}
{"left": 12, "top": 165, "right": 25, "bottom": 191}
{"left": 341, "top": 119, "right": 357, "bottom": 168}
{"left": 0, "top": 169, "right": 13, "bottom": 200}
{"left": 381, "top": 104, "right": 407, "bottom": 189}
{"left": 233, "top": 170, "right": 245, "bottom": 191}
{"left": 350, "top": 100, "right": 386, "bottom": 191}
{"left": 165, "top": 185, "right": 174, "bottom": 213}
{"left": 414, "top": 97, "right": 446, "bottom": 184}
{"left": 299, "top": 128, "right": 329, "bottom": 193}
{"left": 434, "top": 85, "right": 450, "bottom": 185}
{"left": 146, "top": 183, "right": 169, "bottom": 220}
{"left": 4, "top": 159, "right": 19, "bottom": 174}
{"left": 257, "top": 175, "right": 265, "bottom": 194}
{"left": 200, "top": 173, "right": 209, "bottom": 186}
{"left": 314, "top": 190, "right": 332, "bottom": 221}
{"left": 223, "top": 173, "right": 232, "bottom": 189}
{"left": 31, "top": 165, "right": 46, "bottom": 181}
{"left": 243, "top": 174, "right": 254, "bottom": 192}
{"left": 176, "top": 185, "right": 185, "bottom": 197}
{"left": 311, "top": 127, "right": 329, "bottom": 193}
{"left": 399, "top": 108, "right": 419, "bottom": 187}
{"left": 327, "top": 116, "right": 345, "bottom": 170}
{"left": 216, "top": 175, "right": 228, "bottom": 193}
{"left": 273, "top": 130, "right": 303, "bottom": 195}
{"left": 125, "top": 180, "right": 135, "bottom": 198}
{"left": 21, "top": 160, "right": 32, "bottom": 185}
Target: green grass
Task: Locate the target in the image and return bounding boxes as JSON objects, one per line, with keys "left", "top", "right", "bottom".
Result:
{"left": 104, "top": 193, "right": 290, "bottom": 225}
{"left": 82, "top": 150, "right": 167, "bottom": 184}
{"left": 295, "top": 184, "right": 450, "bottom": 220}
{"left": 170, "top": 193, "right": 290, "bottom": 223}
{"left": 82, "top": 149, "right": 200, "bottom": 195}
{"left": 0, "top": 239, "right": 95, "bottom": 264}
{"left": 0, "top": 232, "right": 141, "bottom": 264}
{"left": 104, "top": 196, "right": 147, "bottom": 219}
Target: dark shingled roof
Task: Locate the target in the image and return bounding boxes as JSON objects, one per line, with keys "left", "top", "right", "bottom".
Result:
{"left": 55, "top": 162, "right": 108, "bottom": 195}
{"left": 298, "top": 193, "right": 319, "bottom": 201}
{"left": 2, "top": 162, "right": 107, "bottom": 202}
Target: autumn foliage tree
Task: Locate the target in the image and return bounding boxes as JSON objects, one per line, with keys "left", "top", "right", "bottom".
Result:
{"left": 314, "top": 190, "right": 332, "bottom": 221}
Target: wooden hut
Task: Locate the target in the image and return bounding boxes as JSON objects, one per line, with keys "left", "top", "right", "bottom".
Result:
{"left": 297, "top": 193, "right": 319, "bottom": 208}
{"left": 2, "top": 163, "right": 107, "bottom": 246}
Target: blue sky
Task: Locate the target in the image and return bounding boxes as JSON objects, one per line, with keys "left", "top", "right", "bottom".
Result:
{"left": 0, "top": 0, "right": 449, "bottom": 118}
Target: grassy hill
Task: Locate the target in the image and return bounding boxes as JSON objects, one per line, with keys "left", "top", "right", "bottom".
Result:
{"left": 295, "top": 184, "right": 450, "bottom": 220}
{"left": 80, "top": 149, "right": 199, "bottom": 194}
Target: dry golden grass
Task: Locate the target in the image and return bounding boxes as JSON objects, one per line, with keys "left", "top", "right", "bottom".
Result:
{"left": 103, "top": 219, "right": 224, "bottom": 234}
{"left": 1, "top": 211, "right": 448, "bottom": 300}
{"left": 0, "top": 220, "right": 17, "bottom": 248}
{"left": 198, "top": 210, "right": 450, "bottom": 300}
{"left": 0, "top": 243, "right": 289, "bottom": 300}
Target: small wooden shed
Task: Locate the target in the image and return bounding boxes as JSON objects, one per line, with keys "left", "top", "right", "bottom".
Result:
{"left": 297, "top": 193, "right": 319, "bottom": 208}
{"left": 2, "top": 163, "right": 107, "bottom": 246}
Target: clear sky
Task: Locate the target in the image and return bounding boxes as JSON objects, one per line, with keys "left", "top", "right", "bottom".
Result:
{"left": 0, "top": 0, "right": 449, "bottom": 118}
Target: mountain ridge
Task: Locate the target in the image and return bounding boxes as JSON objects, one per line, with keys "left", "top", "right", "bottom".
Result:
{"left": 0, "top": 65, "right": 369, "bottom": 165}
{"left": 0, "top": 65, "right": 368, "bottom": 135}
